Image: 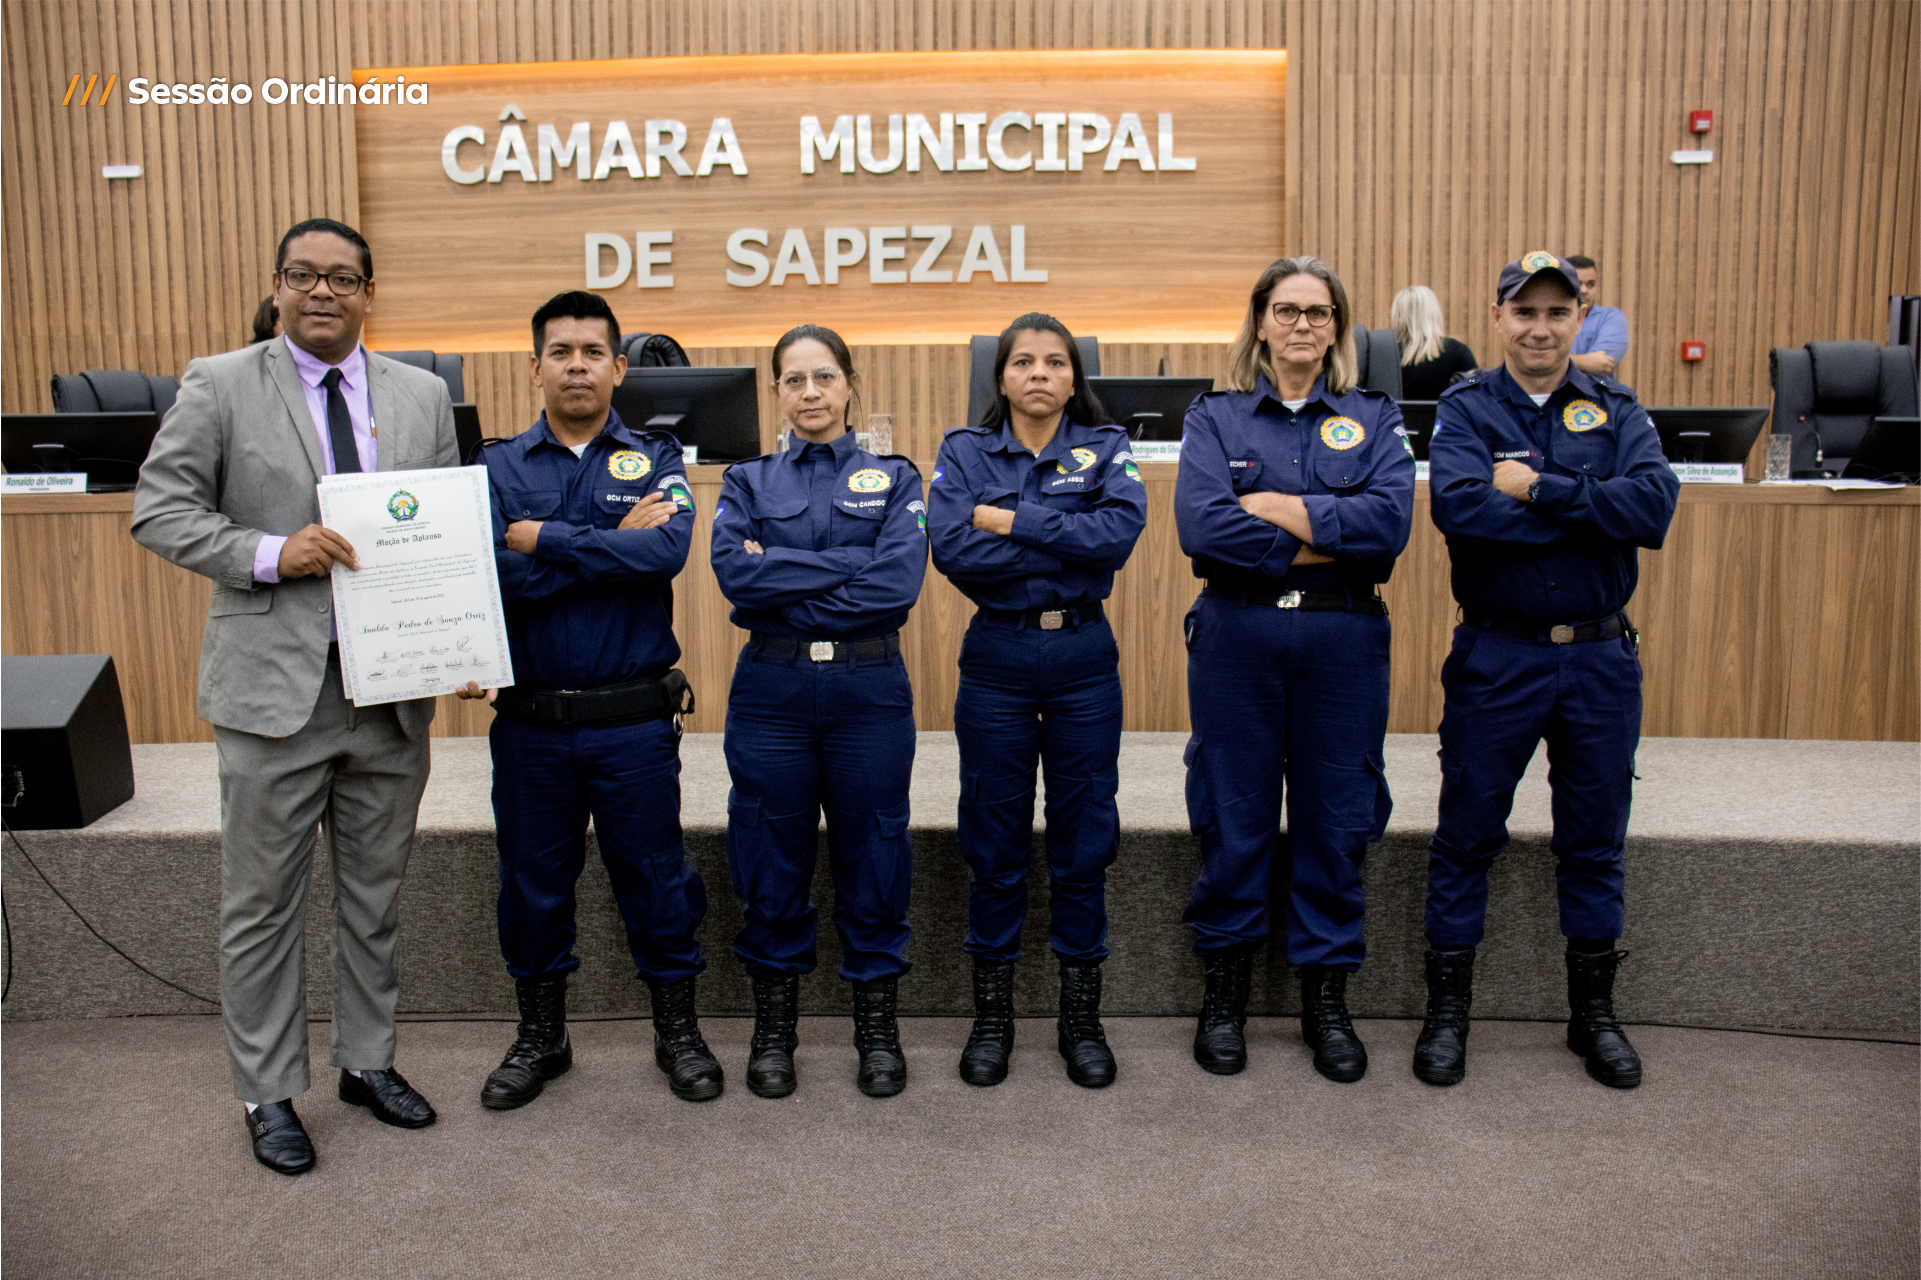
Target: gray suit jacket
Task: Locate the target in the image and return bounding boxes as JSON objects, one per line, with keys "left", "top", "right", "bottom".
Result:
{"left": 132, "top": 336, "right": 460, "bottom": 739}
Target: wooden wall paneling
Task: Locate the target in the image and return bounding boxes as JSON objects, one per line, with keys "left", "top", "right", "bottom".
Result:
{"left": 1107, "top": 466, "right": 1191, "bottom": 732}
{"left": 1381, "top": 491, "right": 1451, "bottom": 735}
{"left": 1782, "top": 501, "right": 1921, "bottom": 741}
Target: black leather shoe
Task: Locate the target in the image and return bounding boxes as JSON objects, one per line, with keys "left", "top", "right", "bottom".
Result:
{"left": 1299, "top": 965, "right": 1368, "bottom": 1083}
{"left": 1566, "top": 948, "right": 1643, "bottom": 1089}
{"left": 1412, "top": 947, "right": 1475, "bottom": 1087}
{"left": 338, "top": 1068, "right": 437, "bottom": 1128}
{"left": 747, "top": 973, "right": 801, "bottom": 1099}
{"left": 1193, "top": 945, "right": 1254, "bottom": 1075}
{"left": 958, "top": 958, "right": 1015, "bottom": 1087}
{"left": 852, "top": 976, "right": 907, "bottom": 1098}
{"left": 1056, "top": 958, "right": 1116, "bottom": 1089}
{"left": 482, "top": 974, "right": 573, "bottom": 1110}
{"left": 245, "top": 1100, "right": 315, "bottom": 1176}
{"left": 648, "top": 976, "right": 725, "bottom": 1102}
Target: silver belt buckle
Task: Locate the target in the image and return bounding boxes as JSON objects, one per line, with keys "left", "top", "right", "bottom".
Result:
{"left": 1039, "top": 610, "right": 1065, "bottom": 631}
{"left": 1549, "top": 624, "right": 1575, "bottom": 644}
{"left": 1276, "top": 591, "right": 1303, "bottom": 609}
{"left": 808, "top": 641, "right": 836, "bottom": 662}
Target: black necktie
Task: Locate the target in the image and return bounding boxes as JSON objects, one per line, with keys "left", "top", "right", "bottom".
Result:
{"left": 321, "top": 367, "right": 360, "bottom": 474}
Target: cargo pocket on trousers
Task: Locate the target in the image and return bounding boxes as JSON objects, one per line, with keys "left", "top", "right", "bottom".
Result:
{"left": 1365, "top": 751, "right": 1393, "bottom": 841}
{"left": 725, "top": 791, "right": 763, "bottom": 901}
{"left": 868, "top": 801, "right": 914, "bottom": 908}
{"left": 1183, "top": 737, "right": 1216, "bottom": 838}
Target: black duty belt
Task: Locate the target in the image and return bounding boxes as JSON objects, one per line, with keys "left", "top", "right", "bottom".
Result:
{"left": 1468, "top": 614, "right": 1631, "bottom": 645}
{"left": 1206, "top": 581, "right": 1388, "bottom": 617}
{"left": 975, "top": 601, "right": 1105, "bottom": 631}
{"left": 494, "top": 669, "right": 692, "bottom": 725}
{"left": 748, "top": 632, "right": 902, "bottom": 663}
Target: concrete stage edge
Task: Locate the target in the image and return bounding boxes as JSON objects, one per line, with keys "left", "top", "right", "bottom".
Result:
{"left": 4, "top": 734, "right": 1916, "bottom": 1033}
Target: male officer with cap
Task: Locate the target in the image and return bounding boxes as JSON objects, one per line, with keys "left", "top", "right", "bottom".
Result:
{"left": 1416, "top": 251, "right": 1678, "bottom": 1090}
{"left": 455, "top": 290, "right": 721, "bottom": 1108}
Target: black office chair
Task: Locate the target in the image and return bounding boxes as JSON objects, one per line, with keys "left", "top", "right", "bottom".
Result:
{"left": 965, "top": 334, "right": 1101, "bottom": 429}
{"left": 1350, "top": 325, "right": 1405, "bottom": 400}
{"left": 374, "top": 350, "right": 466, "bottom": 405}
{"left": 1769, "top": 340, "right": 1918, "bottom": 475}
{"left": 50, "top": 370, "right": 180, "bottom": 419}
{"left": 623, "top": 332, "right": 691, "bottom": 369}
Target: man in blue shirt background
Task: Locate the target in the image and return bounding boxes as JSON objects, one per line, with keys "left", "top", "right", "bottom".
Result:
{"left": 1568, "top": 254, "right": 1629, "bottom": 379}
{"left": 1419, "top": 251, "right": 1677, "bottom": 1093}
{"left": 456, "top": 290, "right": 720, "bottom": 1111}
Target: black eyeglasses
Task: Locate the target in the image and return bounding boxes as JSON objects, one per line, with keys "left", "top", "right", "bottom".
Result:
{"left": 279, "top": 267, "right": 368, "bottom": 296}
{"left": 1270, "top": 303, "right": 1335, "bottom": 328}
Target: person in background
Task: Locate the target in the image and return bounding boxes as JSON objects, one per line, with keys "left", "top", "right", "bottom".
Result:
{"left": 132, "top": 217, "right": 457, "bottom": 1175}
{"left": 250, "top": 296, "right": 278, "bottom": 345}
{"left": 1175, "top": 256, "right": 1415, "bottom": 1085}
{"left": 927, "top": 312, "right": 1149, "bottom": 1091}
{"left": 1391, "top": 285, "right": 1478, "bottom": 400}
{"left": 1567, "top": 255, "right": 1628, "bottom": 378}
{"left": 711, "top": 325, "right": 928, "bottom": 1100}
{"left": 1419, "top": 251, "right": 1677, "bottom": 1091}
{"left": 455, "top": 290, "right": 720, "bottom": 1112}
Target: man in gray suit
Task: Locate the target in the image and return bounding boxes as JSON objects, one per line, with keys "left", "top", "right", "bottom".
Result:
{"left": 133, "top": 218, "right": 458, "bottom": 1175}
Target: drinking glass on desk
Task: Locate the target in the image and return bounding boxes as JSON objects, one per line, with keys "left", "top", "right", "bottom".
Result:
{"left": 1764, "top": 430, "right": 1794, "bottom": 481}
{"left": 866, "top": 414, "right": 894, "bottom": 456}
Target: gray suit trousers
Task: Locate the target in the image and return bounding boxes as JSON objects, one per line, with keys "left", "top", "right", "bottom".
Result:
{"left": 216, "top": 654, "right": 430, "bottom": 1103}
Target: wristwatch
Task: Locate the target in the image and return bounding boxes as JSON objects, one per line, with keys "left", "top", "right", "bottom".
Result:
{"left": 1526, "top": 478, "right": 1541, "bottom": 503}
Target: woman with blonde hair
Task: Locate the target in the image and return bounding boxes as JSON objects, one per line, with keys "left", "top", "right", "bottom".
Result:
{"left": 1391, "top": 285, "right": 1478, "bottom": 399}
{"left": 1174, "top": 256, "right": 1415, "bottom": 1085}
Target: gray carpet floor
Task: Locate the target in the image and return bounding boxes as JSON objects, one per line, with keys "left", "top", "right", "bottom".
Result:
{"left": 2, "top": 1016, "right": 1915, "bottom": 1279}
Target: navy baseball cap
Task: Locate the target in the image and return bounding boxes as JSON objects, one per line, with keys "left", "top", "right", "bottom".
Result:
{"left": 1496, "top": 251, "right": 1582, "bottom": 303}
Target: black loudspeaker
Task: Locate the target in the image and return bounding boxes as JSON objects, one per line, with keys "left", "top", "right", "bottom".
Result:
{"left": 1, "top": 654, "right": 136, "bottom": 829}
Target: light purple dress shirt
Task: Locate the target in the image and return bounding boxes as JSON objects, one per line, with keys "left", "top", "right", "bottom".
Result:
{"left": 251, "top": 341, "right": 377, "bottom": 584}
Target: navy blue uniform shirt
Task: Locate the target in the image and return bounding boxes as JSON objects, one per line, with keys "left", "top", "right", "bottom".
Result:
{"left": 1428, "top": 363, "right": 1679, "bottom": 625}
{"left": 928, "top": 417, "right": 1148, "bottom": 610}
{"left": 484, "top": 409, "right": 693, "bottom": 690}
{"left": 711, "top": 429, "right": 927, "bottom": 640}
{"left": 1175, "top": 374, "right": 1415, "bottom": 590}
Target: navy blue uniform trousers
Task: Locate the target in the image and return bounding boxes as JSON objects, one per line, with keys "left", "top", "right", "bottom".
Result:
{"left": 954, "top": 614, "right": 1123, "bottom": 964}
{"left": 492, "top": 713, "right": 707, "bottom": 984}
{"left": 1426, "top": 624, "right": 1642, "bottom": 947}
{"left": 1182, "top": 594, "right": 1393, "bottom": 970}
{"left": 723, "top": 648, "right": 917, "bottom": 982}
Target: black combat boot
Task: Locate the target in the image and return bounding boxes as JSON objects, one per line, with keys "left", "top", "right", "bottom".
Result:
{"left": 746, "top": 973, "right": 801, "bottom": 1099}
{"left": 1193, "top": 945, "right": 1254, "bottom": 1075}
{"left": 958, "top": 958, "right": 1016, "bottom": 1087}
{"left": 646, "top": 975, "right": 725, "bottom": 1102}
{"left": 1411, "top": 947, "right": 1475, "bottom": 1086}
{"left": 1566, "top": 947, "right": 1643, "bottom": 1089}
{"left": 1299, "top": 965, "right": 1368, "bottom": 1083}
{"left": 851, "top": 976, "right": 907, "bottom": 1098}
{"left": 1056, "top": 958, "right": 1117, "bottom": 1089}
{"left": 481, "top": 974, "right": 572, "bottom": 1110}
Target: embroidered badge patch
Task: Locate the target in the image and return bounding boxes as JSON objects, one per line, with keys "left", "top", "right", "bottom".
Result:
{"left": 657, "top": 474, "right": 693, "bottom": 510}
{"left": 848, "top": 467, "right": 891, "bottom": 493}
{"left": 1563, "top": 400, "right": 1608, "bottom": 432}
{"left": 931, "top": 467, "right": 945, "bottom": 483}
{"left": 1522, "top": 250, "right": 1560, "bottom": 272}
{"left": 908, "top": 499, "right": 926, "bottom": 532}
{"left": 1320, "top": 417, "right": 1365, "bottom": 451}
{"left": 608, "top": 450, "right": 651, "bottom": 481}
{"left": 1057, "top": 447, "right": 1098, "bottom": 475}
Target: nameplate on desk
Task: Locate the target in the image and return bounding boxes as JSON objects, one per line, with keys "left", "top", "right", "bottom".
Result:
{"left": 1131, "top": 442, "right": 1182, "bottom": 463}
{"left": 680, "top": 445, "right": 698, "bottom": 466}
{"left": 1414, "top": 461, "right": 1430, "bottom": 484}
{"left": 1669, "top": 463, "right": 1744, "bottom": 484}
{"left": 3, "top": 472, "right": 86, "bottom": 494}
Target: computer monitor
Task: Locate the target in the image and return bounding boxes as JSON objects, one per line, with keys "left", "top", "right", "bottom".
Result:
{"left": 1646, "top": 406, "right": 1771, "bottom": 464}
{"left": 1085, "top": 377, "right": 1214, "bottom": 441}
{"left": 1396, "top": 400, "right": 1438, "bottom": 460}
{"left": 1842, "top": 416, "right": 1919, "bottom": 482}
{"left": 610, "top": 366, "right": 760, "bottom": 462}
{"left": 1, "top": 412, "right": 161, "bottom": 492}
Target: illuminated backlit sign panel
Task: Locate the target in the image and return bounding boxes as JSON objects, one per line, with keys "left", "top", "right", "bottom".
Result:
{"left": 352, "top": 50, "right": 1285, "bottom": 349}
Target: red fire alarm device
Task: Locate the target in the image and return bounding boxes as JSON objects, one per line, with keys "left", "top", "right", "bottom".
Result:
{"left": 1681, "top": 340, "right": 1706, "bottom": 362}
{"left": 1690, "top": 109, "right": 1713, "bottom": 133}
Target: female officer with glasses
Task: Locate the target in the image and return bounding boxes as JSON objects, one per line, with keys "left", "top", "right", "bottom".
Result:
{"left": 711, "top": 325, "right": 927, "bottom": 1101}
{"left": 1176, "top": 257, "right": 1415, "bottom": 1085}
{"left": 928, "top": 313, "right": 1148, "bottom": 1091}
